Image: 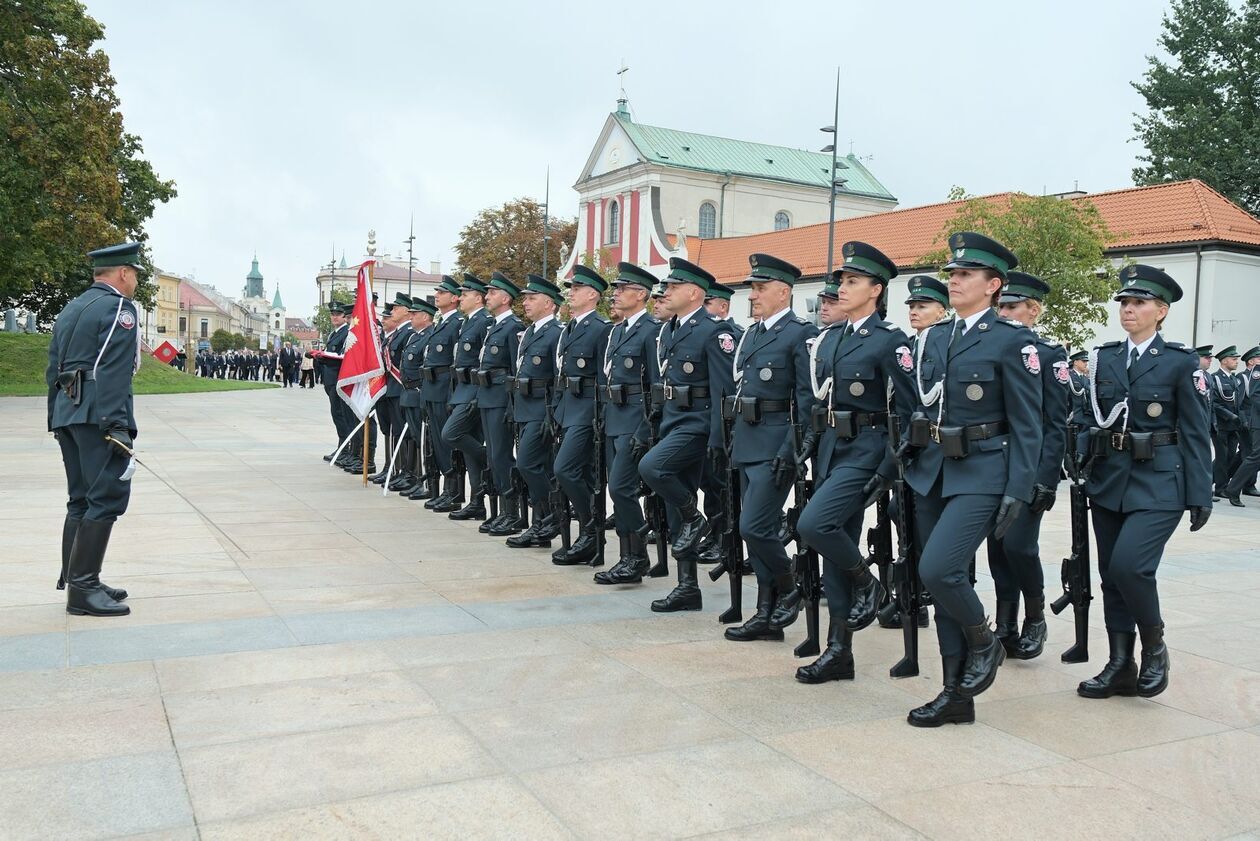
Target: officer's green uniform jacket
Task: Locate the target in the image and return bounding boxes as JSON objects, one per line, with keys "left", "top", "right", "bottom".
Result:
{"left": 46, "top": 282, "right": 141, "bottom": 436}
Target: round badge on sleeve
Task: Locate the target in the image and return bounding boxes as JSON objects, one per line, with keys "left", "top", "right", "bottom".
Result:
{"left": 895, "top": 345, "right": 913, "bottom": 373}
{"left": 1053, "top": 360, "right": 1069, "bottom": 384}
{"left": 118, "top": 309, "right": 136, "bottom": 330}
{"left": 1021, "top": 344, "right": 1041, "bottom": 374}
{"left": 718, "top": 333, "right": 735, "bottom": 354}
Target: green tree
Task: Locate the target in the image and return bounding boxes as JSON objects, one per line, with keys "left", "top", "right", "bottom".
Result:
{"left": 1132, "top": 0, "right": 1260, "bottom": 214}
{"left": 209, "top": 328, "right": 234, "bottom": 352}
{"left": 1, "top": 0, "right": 176, "bottom": 323}
{"left": 920, "top": 193, "right": 1119, "bottom": 347}
{"left": 312, "top": 287, "right": 353, "bottom": 337}
{"left": 454, "top": 197, "right": 577, "bottom": 285}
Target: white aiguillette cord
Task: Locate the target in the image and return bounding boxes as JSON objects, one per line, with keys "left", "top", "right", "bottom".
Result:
{"left": 808, "top": 323, "right": 834, "bottom": 403}
{"left": 1088, "top": 347, "right": 1129, "bottom": 433}
{"left": 914, "top": 323, "right": 946, "bottom": 425}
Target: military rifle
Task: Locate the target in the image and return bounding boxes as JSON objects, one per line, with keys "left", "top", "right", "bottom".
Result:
{"left": 788, "top": 418, "right": 821, "bottom": 658}
{"left": 422, "top": 419, "right": 439, "bottom": 500}
{"left": 591, "top": 389, "right": 607, "bottom": 566}
{"left": 545, "top": 396, "right": 571, "bottom": 554}
{"left": 867, "top": 492, "right": 897, "bottom": 628}
{"left": 1051, "top": 449, "right": 1093, "bottom": 663}
{"left": 708, "top": 405, "right": 743, "bottom": 622}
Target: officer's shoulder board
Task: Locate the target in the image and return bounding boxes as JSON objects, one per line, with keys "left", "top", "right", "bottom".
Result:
{"left": 1099, "top": 340, "right": 1123, "bottom": 349}
{"left": 879, "top": 321, "right": 900, "bottom": 332}
{"left": 1165, "top": 343, "right": 1195, "bottom": 356}
{"left": 791, "top": 315, "right": 808, "bottom": 325}
{"left": 994, "top": 316, "right": 1024, "bottom": 329}
{"left": 1037, "top": 336, "right": 1061, "bottom": 348}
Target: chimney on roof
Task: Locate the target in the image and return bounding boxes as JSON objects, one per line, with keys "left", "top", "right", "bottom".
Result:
{"left": 1052, "top": 181, "right": 1087, "bottom": 200}
{"left": 430, "top": 260, "right": 440, "bottom": 275}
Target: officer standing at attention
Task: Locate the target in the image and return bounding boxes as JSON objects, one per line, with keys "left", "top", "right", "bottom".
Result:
{"left": 986, "top": 272, "right": 1070, "bottom": 660}
{"left": 790, "top": 243, "right": 913, "bottom": 676}
{"left": 1077, "top": 265, "right": 1211, "bottom": 699}
{"left": 639, "top": 258, "right": 737, "bottom": 610}
{"left": 550, "top": 265, "right": 613, "bottom": 566}
{"left": 898, "top": 232, "right": 1043, "bottom": 727}
{"left": 1209, "top": 346, "right": 1242, "bottom": 497}
{"left": 696, "top": 281, "right": 744, "bottom": 564}
{"left": 422, "top": 277, "right": 466, "bottom": 512}
{"left": 904, "top": 276, "right": 950, "bottom": 339}
{"left": 476, "top": 272, "right": 526, "bottom": 536}
{"left": 1223, "top": 346, "right": 1260, "bottom": 505}
{"left": 373, "top": 294, "right": 413, "bottom": 487}
{"left": 318, "top": 304, "right": 351, "bottom": 464}
{"left": 593, "top": 263, "right": 662, "bottom": 584}
{"left": 506, "top": 276, "right": 566, "bottom": 548}
{"left": 46, "top": 243, "right": 145, "bottom": 617}
{"left": 443, "top": 275, "right": 494, "bottom": 521}
{"left": 398, "top": 297, "right": 436, "bottom": 500}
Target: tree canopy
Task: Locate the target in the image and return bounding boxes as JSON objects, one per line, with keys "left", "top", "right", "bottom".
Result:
{"left": 454, "top": 197, "right": 576, "bottom": 285}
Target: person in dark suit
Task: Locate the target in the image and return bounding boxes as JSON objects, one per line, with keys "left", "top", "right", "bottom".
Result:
{"left": 373, "top": 294, "right": 414, "bottom": 487}
{"left": 422, "top": 277, "right": 466, "bottom": 512}
{"left": 696, "top": 281, "right": 745, "bottom": 564}
{"left": 476, "top": 272, "right": 525, "bottom": 536}
{"left": 1224, "top": 346, "right": 1260, "bottom": 505}
{"left": 1076, "top": 265, "right": 1211, "bottom": 700}
{"left": 1210, "top": 346, "right": 1242, "bottom": 496}
{"left": 898, "top": 232, "right": 1043, "bottom": 727}
{"left": 442, "top": 275, "right": 494, "bottom": 521}
{"left": 316, "top": 304, "right": 352, "bottom": 465}
{"left": 551, "top": 265, "right": 613, "bottom": 565}
{"left": 397, "top": 298, "right": 436, "bottom": 499}
{"left": 45, "top": 242, "right": 144, "bottom": 617}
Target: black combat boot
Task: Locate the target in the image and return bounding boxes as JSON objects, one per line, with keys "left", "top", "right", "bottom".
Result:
{"left": 670, "top": 497, "right": 706, "bottom": 558}
{"left": 553, "top": 517, "right": 598, "bottom": 565}
{"left": 696, "top": 520, "right": 722, "bottom": 564}
{"left": 506, "top": 504, "right": 552, "bottom": 548}
{"left": 907, "top": 656, "right": 975, "bottom": 727}
{"left": 58, "top": 515, "right": 127, "bottom": 602}
{"left": 488, "top": 493, "right": 527, "bottom": 536}
{"left": 65, "top": 519, "right": 130, "bottom": 617}
{"left": 845, "top": 564, "right": 883, "bottom": 631}
{"left": 795, "top": 622, "right": 855, "bottom": 684}
{"left": 404, "top": 478, "right": 431, "bottom": 500}
{"left": 448, "top": 492, "right": 487, "bottom": 521}
{"left": 878, "top": 604, "right": 929, "bottom": 630}
{"left": 1078, "top": 631, "right": 1139, "bottom": 698}
{"left": 1012, "top": 596, "right": 1048, "bottom": 660}
{"left": 958, "top": 618, "right": 1005, "bottom": 698}
{"left": 478, "top": 497, "right": 504, "bottom": 533}
{"left": 595, "top": 533, "right": 650, "bottom": 585}
{"left": 994, "top": 599, "right": 1020, "bottom": 656}
{"left": 430, "top": 473, "right": 463, "bottom": 511}
{"left": 1137, "top": 624, "right": 1170, "bottom": 697}
{"left": 724, "top": 581, "right": 783, "bottom": 640}
{"left": 651, "top": 558, "right": 702, "bottom": 612}
{"left": 593, "top": 533, "right": 630, "bottom": 584}
{"left": 768, "top": 573, "right": 803, "bottom": 631}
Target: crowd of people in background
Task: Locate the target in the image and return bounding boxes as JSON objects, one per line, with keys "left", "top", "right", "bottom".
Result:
{"left": 171, "top": 342, "right": 319, "bottom": 387}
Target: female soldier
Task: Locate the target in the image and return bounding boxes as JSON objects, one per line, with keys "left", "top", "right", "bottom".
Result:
{"left": 1077, "top": 265, "right": 1211, "bottom": 699}
{"left": 905, "top": 276, "right": 950, "bottom": 335}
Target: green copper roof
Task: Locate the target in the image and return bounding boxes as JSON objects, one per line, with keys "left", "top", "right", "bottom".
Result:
{"left": 246, "top": 255, "right": 263, "bottom": 281}
{"left": 272, "top": 286, "right": 283, "bottom": 309}
{"left": 611, "top": 112, "right": 895, "bottom": 201}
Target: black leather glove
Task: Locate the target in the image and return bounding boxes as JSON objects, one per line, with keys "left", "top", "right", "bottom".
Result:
{"left": 1029, "top": 483, "right": 1057, "bottom": 514}
{"left": 861, "top": 474, "right": 892, "bottom": 509}
{"left": 992, "top": 496, "right": 1024, "bottom": 540}
{"left": 1189, "top": 506, "right": 1211, "bottom": 532}
{"left": 105, "top": 429, "right": 133, "bottom": 452}
{"left": 770, "top": 456, "right": 796, "bottom": 490}
{"left": 629, "top": 437, "right": 650, "bottom": 461}
{"left": 894, "top": 439, "right": 920, "bottom": 465}
{"left": 795, "top": 430, "right": 819, "bottom": 467}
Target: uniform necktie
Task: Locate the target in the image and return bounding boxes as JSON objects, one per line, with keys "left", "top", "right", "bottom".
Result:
{"left": 1128, "top": 347, "right": 1140, "bottom": 369}
{"left": 948, "top": 319, "right": 965, "bottom": 354}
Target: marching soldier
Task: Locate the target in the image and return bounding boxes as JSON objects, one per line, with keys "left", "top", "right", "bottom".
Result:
{"left": 1210, "top": 346, "right": 1242, "bottom": 496}
{"left": 1076, "top": 265, "right": 1211, "bottom": 700}
{"left": 639, "top": 258, "right": 737, "bottom": 611}
{"left": 442, "top": 275, "right": 494, "bottom": 521}
{"left": 593, "top": 263, "right": 662, "bottom": 584}
{"left": 1068, "top": 349, "right": 1090, "bottom": 425}
{"left": 423, "top": 277, "right": 466, "bottom": 512}
{"left": 697, "top": 281, "right": 744, "bottom": 563}
{"left": 904, "top": 275, "right": 950, "bottom": 337}
{"left": 986, "top": 272, "right": 1070, "bottom": 660}
{"left": 897, "top": 232, "right": 1043, "bottom": 727}
{"left": 476, "top": 272, "right": 526, "bottom": 536}
{"left": 1222, "top": 346, "right": 1260, "bottom": 505}
{"left": 46, "top": 243, "right": 145, "bottom": 617}
{"left": 398, "top": 298, "right": 437, "bottom": 500}
{"left": 506, "top": 276, "right": 566, "bottom": 548}
{"left": 551, "top": 265, "right": 613, "bottom": 566}
{"left": 790, "top": 243, "right": 913, "bottom": 677}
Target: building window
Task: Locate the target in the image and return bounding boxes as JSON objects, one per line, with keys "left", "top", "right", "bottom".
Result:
{"left": 275, "top": 319, "right": 280, "bottom": 329}
{"left": 179, "top": 316, "right": 187, "bottom": 335}
{"left": 774, "top": 211, "right": 791, "bottom": 231}
{"left": 606, "top": 199, "right": 620, "bottom": 245}
{"left": 199, "top": 319, "right": 208, "bottom": 338}
{"left": 699, "top": 202, "right": 717, "bottom": 239}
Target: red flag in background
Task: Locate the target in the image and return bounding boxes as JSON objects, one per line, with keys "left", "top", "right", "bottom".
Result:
{"left": 336, "top": 261, "right": 386, "bottom": 419}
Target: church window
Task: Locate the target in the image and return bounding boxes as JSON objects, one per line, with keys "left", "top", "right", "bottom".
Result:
{"left": 774, "top": 211, "right": 791, "bottom": 231}
{"left": 606, "top": 199, "right": 620, "bottom": 244}
{"left": 699, "top": 202, "right": 717, "bottom": 239}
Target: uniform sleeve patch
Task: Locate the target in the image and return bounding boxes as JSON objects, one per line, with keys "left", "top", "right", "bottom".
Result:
{"left": 895, "top": 345, "right": 913, "bottom": 373}
{"left": 1253, "top": 369, "right": 1260, "bottom": 380}
{"left": 1052, "top": 359, "right": 1070, "bottom": 385}
{"left": 118, "top": 309, "right": 135, "bottom": 330}
{"left": 717, "top": 333, "right": 735, "bottom": 354}
{"left": 1021, "top": 344, "right": 1041, "bottom": 374}
{"left": 1194, "top": 370, "right": 1209, "bottom": 394}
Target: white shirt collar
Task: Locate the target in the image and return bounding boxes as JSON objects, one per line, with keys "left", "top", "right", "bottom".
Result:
{"left": 468, "top": 307, "right": 485, "bottom": 319}
{"left": 1127, "top": 333, "right": 1158, "bottom": 359}
{"left": 847, "top": 312, "right": 875, "bottom": 333}
{"left": 623, "top": 309, "right": 646, "bottom": 329}
{"left": 570, "top": 308, "right": 594, "bottom": 325}
{"left": 494, "top": 309, "right": 513, "bottom": 324}
{"left": 956, "top": 309, "right": 988, "bottom": 333}
{"left": 760, "top": 307, "right": 791, "bottom": 331}
{"left": 678, "top": 305, "right": 705, "bottom": 325}
{"left": 531, "top": 314, "right": 555, "bottom": 330}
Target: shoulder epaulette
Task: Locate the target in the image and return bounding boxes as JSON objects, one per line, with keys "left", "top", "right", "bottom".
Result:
{"left": 1037, "top": 337, "right": 1061, "bottom": 348}
{"left": 994, "top": 317, "right": 1024, "bottom": 328}
{"left": 879, "top": 321, "right": 900, "bottom": 332}
{"left": 1165, "top": 343, "right": 1194, "bottom": 355}
{"left": 792, "top": 315, "right": 807, "bottom": 325}
{"left": 1099, "top": 340, "right": 1122, "bottom": 348}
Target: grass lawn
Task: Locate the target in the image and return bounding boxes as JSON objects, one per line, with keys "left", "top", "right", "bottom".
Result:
{"left": 0, "top": 333, "right": 279, "bottom": 396}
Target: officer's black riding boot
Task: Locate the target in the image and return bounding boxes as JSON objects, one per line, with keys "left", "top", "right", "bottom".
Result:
{"left": 994, "top": 599, "right": 1020, "bottom": 656}
{"left": 845, "top": 564, "right": 883, "bottom": 631}
{"left": 1137, "top": 624, "right": 1170, "bottom": 697}
{"left": 768, "top": 573, "right": 803, "bottom": 631}
{"left": 670, "top": 497, "right": 706, "bottom": 558}
{"left": 65, "top": 519, "right": 130, "bottom": 617}
{"left": 57, "top": 515, "right": 129, "bottom": 602}
{"left": 724, "top": 581, "right": 784, "bottom": 640}
{"left": 1012, "top": 596, "right": 1048, "bottom": 660}
{"left": 907, "top": 656, "right": 974, "bottom": 727}
{"left": 651, "top": 557, "right": 702, "bottom": 612}
{"left": 958, "top": 619, "right": 1005, "bottom": 698}
{"left": 404, "top": 477, "right": 430, "bottom": 499}
{"left": 1078, "top": 631, "right": 1139, "bottom": 698}
{"left": 878, "top": 603, "right": 929, "bottom": 630}
{"left": 489, "top": 493, "right": 527, "bottom": 536}
{"left": 594, "top": 533, "right": 630, "bottom": 584}
{"left": 554, "top": 517, "right": 598, "bottom": 565}
{"left": 795, "top": 622, "right": 855, "bottom": 684}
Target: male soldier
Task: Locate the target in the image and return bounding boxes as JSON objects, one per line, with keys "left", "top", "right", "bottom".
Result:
{"left": 898, "top": 232, "right": 1042, "bottom": 726}
{"left": 506, "top": 276, "right": 566, "bottom": 548}
{"left": 987, "top": 272, "right": 1069, "bottom": 660}
{"left": 477, "top": 273, "right": 526, "bottom": 536}
{"left": 373, "top": 293, "right": 414, "bottom": 487}
{"left": 1223, "top": 346, "right": 1260, "bottom": 505}
{"left": 639, "top": 258, "right": 737, "bottom": 610}
{"left": 317, "top": 304, "right": 352, "bottom": 465}
{"left": 423, "top": 277, "right": 466, "bottom": 512}
{"left": 696, "top": 281, "right": 744, "bottom": 563}
{"left": 397, "top": 297, "right": 436, "bottom": 500}
{"left": 1067, "top": 349, "right": 1090, "bottom": 425}
{"left": 593, "top": 263, "right": 662, "bottom": 584}
{"left": 721, "top": 254, "right": 819, "bottom": 641}
{"left": 46, "top": 243, "right": 144, "bottom": 617}
{"left": 443, "top": 275, "right": 494, "bottom": 521}
{"left": 551, "top": 265, "right": 613, "bottom": 565}
{"left": 1210, "top": 346, "right": 1242, "bottom": 496}
{"left": 792, "top": 242, "right": 913, "bottom": 677}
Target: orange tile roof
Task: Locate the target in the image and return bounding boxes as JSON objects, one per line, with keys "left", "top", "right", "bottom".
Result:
{"left": 683, "top": 179, "right": 1260, "bottom": 284}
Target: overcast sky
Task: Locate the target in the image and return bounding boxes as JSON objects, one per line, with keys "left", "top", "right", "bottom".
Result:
{"left": 89, "top": 0, "right": 1171, "bottom": 319}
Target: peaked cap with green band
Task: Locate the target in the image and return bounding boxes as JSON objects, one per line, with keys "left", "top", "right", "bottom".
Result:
{"left": 1113, "top": 264, "right": 1183, "bottom": 304}
{"left": 489, "top": 271, "right": 521, "bottom": 299}
{"left": 943, "top": 231, "right": 1018, "bottom": 279}
{"left": 1069, "top": 349, "right": 1089, "bottom": 362}
{"left": 837, "top": 241, "right": 896, "bottom": 283}
{"left": 615, "top": 261, "right": 657, "bottom": 290}
{"left": 460, "top": 273, "right": 487, "bottom": 294}
{"left": 391, "top": 292, "right": 413, "bottom": 308}
{"left": 89, "top": 242, "right": 144, "bottom": 269}
{"left": 436, "top": 275, "right": 463, "bottom": 296}
{"left": 747, "top": 252, "right": 801, "bottom": 286}
{"left": 904, "top": 274, "right": 949, "bottom": 306}
{"left": 999, "top": 270, "right": 1051, "bottom": 304}
{"left": 408, "top": 298, "right": 437, "bottom": 316}
{"left": 1195, "top": 344, "right": 1214, "bottom": 358}
{"left": 665, "top": 257, "right": 713, "bottom": 292}
{"left": 819, "top": 281, "right": 839, "bottom": 300}
{"left": 1216, "top": 345, "right": 1240, "bottom": 360}
{"left": 570, "top": 264, "right": 609, "bottom": 292}
{"left": 705, "top": 281, "right": 735, "bottom": 302}
{"left": 1242, "top": 346, "right": 1260, "bottom": 363}
{"left": 522, "top": 274, "right": 564, "bottom": 304}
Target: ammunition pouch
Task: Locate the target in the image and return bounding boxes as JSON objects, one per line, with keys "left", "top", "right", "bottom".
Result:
{"left": 656, "top": 383, "right": 708, "bottom": 409}
{"left": 909, "top": 414, "right": 932, "bottom": 448}
{"left": 421, "top": 365, "right": 451, "bottom": 383}
{"left": 474, "top": 368, "right": 508, "bottom": 388}
{"left": 56, "top": 370, "right": 85, "bottom": 407}
{"left": 566, "top": 375, "right": 594, "bottom": 397}
{"left": 453, "top": 367, "right": 475, "bottom": 384}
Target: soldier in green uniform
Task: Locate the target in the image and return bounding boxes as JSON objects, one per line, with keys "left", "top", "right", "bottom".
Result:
{"left": 45, "top": 243, "right": 145, "bottom": 617}
{"left": 1223, "top": 346, "right": 1260, "bottom": 505}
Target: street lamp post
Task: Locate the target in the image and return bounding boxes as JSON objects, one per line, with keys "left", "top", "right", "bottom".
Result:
{"left": 542, "top": 168, "right": 551, "bottom": 279}
{"left": 820, "top": 68, "right": 842, "bottom": 277}
{"left": 404, "top": 215, "right": 416, "bottom": 297}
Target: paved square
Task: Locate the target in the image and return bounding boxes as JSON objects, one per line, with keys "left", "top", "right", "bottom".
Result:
{"left": 2, "top": 390, "right": 1258, "bottom": 839}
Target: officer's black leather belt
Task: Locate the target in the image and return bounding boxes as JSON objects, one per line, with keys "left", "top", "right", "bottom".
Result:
{"left": 510, "top": 377, "right": 551, "bottom": 395}
{"left": 454, "top": 366, "right": 476, "bottom": 384}
{"left": 421, "top": 365, "right": 451, "bottom": 382}
{"left": 815, "top": 409, "right": 888, "bottom": 437}
{"left": 564, "top": 375, "right": 595, "bottom": 396}
{"left": 402, "top": 378, "right": 423, "bottom": 390}
{"left": 748, "top": 399, "right": 789, "bottom": 413}
{"left": 603, "top": 383, "right": 644, "bottom": 405}
{"left": 474, "top": 368, "right": 509, "bottom": 387}
{"left": 1107, "top": 431, "right": 1178, "bottom": 450}
{"left": 929, "top": 420, "right": 1009, "bottom": 442}
{"left": 659, "top": 384, "right": 709, "bottom": 400}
